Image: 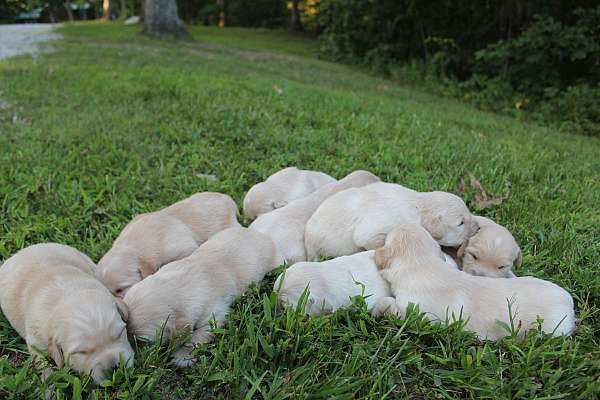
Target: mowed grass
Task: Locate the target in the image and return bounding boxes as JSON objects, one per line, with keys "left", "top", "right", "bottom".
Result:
{"left": 0, "top": 21, "right": 599, "bottom": 399}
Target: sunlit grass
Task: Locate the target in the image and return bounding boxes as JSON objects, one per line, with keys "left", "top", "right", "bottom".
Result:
{"left": 0, "top": 22, "right": 599, "bottom": 399}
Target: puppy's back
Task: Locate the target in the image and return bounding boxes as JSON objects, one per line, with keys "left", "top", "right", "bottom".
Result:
{"left": 0, "top": 243, "right": 96, "bottom": 337}
{"left": 163, "top": 192, "right": 240, "bottom": 242}
{"left": 198, "top": 227, "right": 281, "bottom": 280}
{"left": 275, "top": 251, "right": 390, "bottom": 315}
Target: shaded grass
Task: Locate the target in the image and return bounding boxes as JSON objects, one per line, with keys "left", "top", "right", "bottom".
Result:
{"left": 0, "top": 22, "right": 599, "bottom": 399}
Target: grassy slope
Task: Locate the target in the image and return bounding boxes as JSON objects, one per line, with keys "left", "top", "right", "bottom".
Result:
{"left": 0, "top": 22, "right": 599, "bottom": 399}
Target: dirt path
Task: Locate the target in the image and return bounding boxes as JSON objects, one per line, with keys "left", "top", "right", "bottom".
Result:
{"left": 0, "top": 23, "right": 61, "bottom": 60}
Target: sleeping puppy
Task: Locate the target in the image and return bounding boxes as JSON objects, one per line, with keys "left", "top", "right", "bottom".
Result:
{"left": 96, "top": 192, "right": 240, "bottom": 297}
{"left": 249, "top": 170, "right": 380, "bottom": 264}
{"left": 305, "top": 182, "right": 478, "bottom": 260}
{"left": 124, "top": 227, "right": 281, "bottom": 367}
{"left": 374, "top": 224, "right": 575, "bottom": 340}
{"left": 243, "top": 167, "right": 336, "bottom": 221}
{"left": 456, "top": 215, "right": 521, "bottom": 278}
{"left": 0, "top": 243, "right": 134, "bottom": 384}
{"left": 274, "top": 249, "right": 460, "bottom": 316}
{"left": 274, "top": 251, "right": 391, "bottom": 315}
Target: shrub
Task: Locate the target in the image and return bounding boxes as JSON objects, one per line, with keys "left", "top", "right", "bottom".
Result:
{"left": 474, "top": 7, "right": 600, "bottom": 96}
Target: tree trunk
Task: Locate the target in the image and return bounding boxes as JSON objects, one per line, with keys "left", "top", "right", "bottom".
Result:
{"left": 216, "top": 0, "right": 225, "bottom": 28}
{"left": 102, "top": 0, "right": 110, "bottom": 20}
{"left": 119, "top": 0, "right": 127, "bottom": 19}
{"left": 63, "top": 1, "right": 74, "bottom": 21}
{"left": 290, "top": 0, "right": 303, "bottom": 32}
{"left": 143, "top": 0, "right": 189, "bottom": 39}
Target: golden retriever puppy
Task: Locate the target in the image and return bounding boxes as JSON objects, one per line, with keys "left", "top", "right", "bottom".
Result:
{"left": 249, "top": 170, "right": 380, "bottom": 264}
{"left": 243, "top": 166, "right": 336, "bottom": 221}
{"left": 274, "top": 251, "right": 391, "bottom": 315}
{"left": 96, "top": 192, "right": 240, "bottom": 297}
{"left": 305, "top": 182, "right": 478, "bottom": 260}
{"left": 0, "top": 243, "right": 134, "bottom": 384}
{"left": 374, "top": 225, "right": 576, "bottom": 340}
{"left": 274, "top": 250, "right": 460, "bottom": 316}
{"left": 123, "top": 227, "right": 281, "bottom": 367}
{"left": 457, "top": 215, "right": 521, "bottom": 278}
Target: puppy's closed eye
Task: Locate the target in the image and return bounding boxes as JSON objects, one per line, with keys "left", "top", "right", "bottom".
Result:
{"left": 114, "top": 326, "right": 126, "bottom": 340}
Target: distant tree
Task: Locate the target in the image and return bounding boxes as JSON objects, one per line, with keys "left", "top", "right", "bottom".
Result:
{"left": 102, "top": 0, "right": 111, "bottom": 20}
{"left": 217, "top": 0, "right": 225, "bottom": 27}
{"left": 63, "top": 1, "right": 74, "bottom": 21}
{"left": 143, "top": 0, "right": 189, "bottom": 39}
{"left": 290, "top": 0, "right": 304, "bottom": 31}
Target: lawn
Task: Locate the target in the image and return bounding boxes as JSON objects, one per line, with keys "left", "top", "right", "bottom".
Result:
{"left": 0, "top": 21, "right": 599, "bottom": 399}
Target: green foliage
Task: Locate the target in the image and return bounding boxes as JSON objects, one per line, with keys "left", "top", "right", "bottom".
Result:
{"left": 179, "top": 0, "right": 289, "bottom": 28}
{"left": 475, "top": 7, "right": 600, "bottom": 95}
{"left": 226, "top": 0, "right": 288, "bottom": 28}
{"left": 1, "top": 23, "right": 600, "bottom": 398}
{"left": 0, "top": 0, "right": 28, "bottom": 22}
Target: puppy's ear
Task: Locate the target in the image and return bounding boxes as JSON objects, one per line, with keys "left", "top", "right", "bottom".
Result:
{"left": 137, "top": 260, "right": 155, "bottom": 280}
{"left": 468, "top": 217, "right": 480, "bottom": 237}
{"left": 421, "top": 213, "right": 444, "bottom": 241}
{"left": 456, "top": 240, "right": 469, "bottom": 269}
{"left": 374, "top": 247, "right": 388, "bottom": 270}
{"left": 115, "top": 297, "right": 129, "bottom": 322}
{"left": 47, "top": 337, "right": 64, "bottom": 368}
{"left": 272, "top": 200, "right": 288, "bottom": 209}
{"left": 515, "top": 249, "right": 523, "bottom": 268}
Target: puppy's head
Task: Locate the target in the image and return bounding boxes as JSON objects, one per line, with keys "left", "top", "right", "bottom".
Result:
{"left": 123, "top": 277, "right": 178, "bottom": 345}
{"left": 418, "top": 192, "right": 477, "bottom": 247}
{"left": 96, "top": 248, "right": 152, "bottom": 298}
{"left": 243, "top": 182, "right": 287, "bottom": 222}
{"left": 457, "top": 217, "right": 521, "bottom": 278}
{"left": 48, "top": 291, "right": 134, "bottom": 384}
{"left": 374, "top": 224, "right": 442, "bottom": 270}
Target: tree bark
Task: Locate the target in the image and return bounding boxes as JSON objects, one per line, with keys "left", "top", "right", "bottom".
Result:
{"left": 119, "top": 0, "right": 127, "bottom": 19}
{"left": 143, "top": 0, "right": 189, "bottom": 39}
{"left": 102, "top": 0, "right": 110, "bottom": 20}
{"left": 63, "top": 1, "right": 74, "bottom": 21}
{"left": 216, "top": 0, "right": 225, "bottom": 28}
{"left": 290, "top": 0, "right": 303, "bottom": 32}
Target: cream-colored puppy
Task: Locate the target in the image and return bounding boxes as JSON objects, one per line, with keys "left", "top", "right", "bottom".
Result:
{"left": 457, "top": 215, "right": 521, "bottom": 278}
{"left": 274, "top": 250, "right": 459, "bottom": 316}
{"left": 243, "top": 166, "right": 336, "bottom": 221}
{"left": 0, "top": 243, "right": 134, "bottom": 384}
{"left": 274, "top": 251, "right": 391, "bottom": 315}
{"left": 96, "top": 192, "right": 240, "bottom": 297}
{"left": 124, "top": 227, "right": 281, "bottom": 367}
{"left": 249, "top": 170, "right": 380, "bottom": 264}
{"left": 374, "top": 225, "right": 575, "bottom": 340}
{"left": 305, "top": 182, "right": 477, "bottom": 260}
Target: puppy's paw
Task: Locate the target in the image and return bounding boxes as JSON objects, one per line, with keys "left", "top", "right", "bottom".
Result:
{"left": 171, "top": 347, "right": 197, "bottom": 368}
{"left": 371, "top": 297, "right": 400, "bottom": 317}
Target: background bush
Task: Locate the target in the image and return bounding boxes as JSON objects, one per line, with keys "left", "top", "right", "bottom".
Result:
{"left": 315, "top": 0, "right": 600, "bottom": 135}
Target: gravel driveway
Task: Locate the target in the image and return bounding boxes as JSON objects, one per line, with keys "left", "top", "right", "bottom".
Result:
{"left": 0, "top": 23, "right": 61, "bottom": 60}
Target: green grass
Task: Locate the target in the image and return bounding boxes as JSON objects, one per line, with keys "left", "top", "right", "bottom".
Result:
{"left": 0, "top": 22, "right": 599, "bottom": 399}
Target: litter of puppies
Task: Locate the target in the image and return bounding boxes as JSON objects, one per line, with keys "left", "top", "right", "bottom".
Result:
{"left": 0, "top": 167, "right": 576, "bottom": 383}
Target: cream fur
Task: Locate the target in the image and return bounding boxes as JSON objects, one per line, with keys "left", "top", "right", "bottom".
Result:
{"left": 376, "top": 225, "right": 575, "bottom": 340}
{"left": 96, "top": 192, "right": 240, "bottom": 297}
{"left": 123, "top": 227, "right": 281, "bottom": 367}
{"left": 305, "top": 182, "right": 477, "bottom": 260}
{"left": 243, "top": 166, "right": 336, "bottom": 221}
{"left": 249, "top": 170, "right": 380, "bottom": 264}
{"left": 274, "top": 251, "right": 391, "bottom": 315}
{"left": 457, "top": 215, "right": 521, "bottom": 278}
{"left": 274, "top": 249, "right": 460, "bottom": 315}
{"left": 0, "top": 243, "right": 134, "bottom": 384}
